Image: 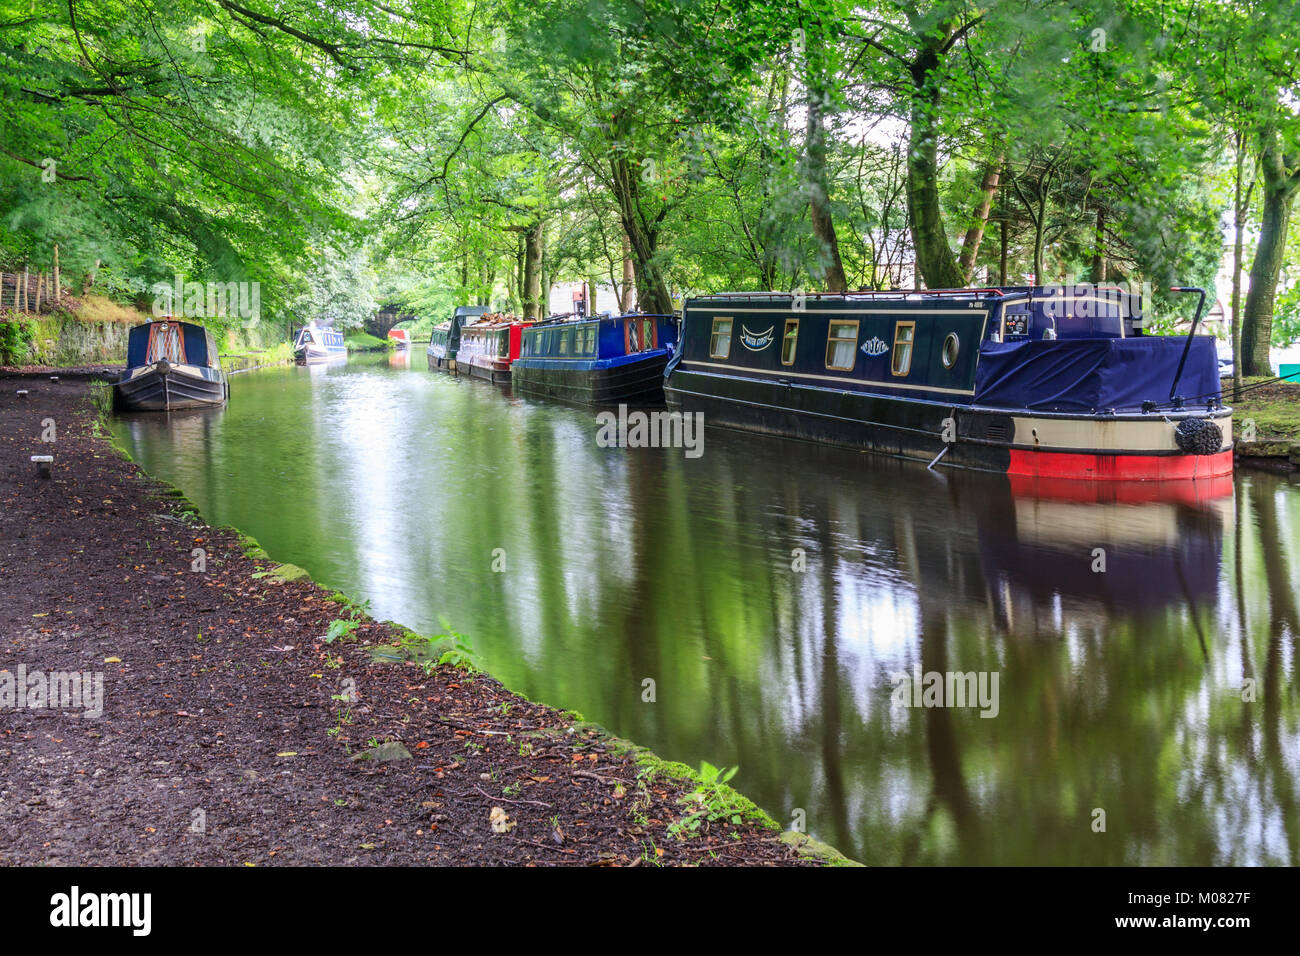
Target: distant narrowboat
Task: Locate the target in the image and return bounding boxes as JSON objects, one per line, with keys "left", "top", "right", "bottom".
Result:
{"left": 457, "top": 313, "right": 538, "bottom": 384}
{"left": 664, "top": 287, "right": 1232, "bottom": 481}
{"left": 115, "top": 319, "right": 228, "bottom": 411}
{"left": 387, "top": 328, "right": 411, "bottom": 349}
{"left": 293, "top": 325, "right": 346, "bottom": 363}
{"left": 511, "top": 313, "right": 679, "bottom": 406}
{"left": 427, "top": 305, "right": 488, "bottom": 372}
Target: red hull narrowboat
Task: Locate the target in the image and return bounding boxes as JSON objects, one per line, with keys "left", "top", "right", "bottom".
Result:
{"left": 458, "top": 314, "right": 538, "bottom": 384}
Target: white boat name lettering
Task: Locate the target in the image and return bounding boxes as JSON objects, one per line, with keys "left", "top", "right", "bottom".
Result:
{"left": 740, "top": 325, "right": 774, "bottom": 350}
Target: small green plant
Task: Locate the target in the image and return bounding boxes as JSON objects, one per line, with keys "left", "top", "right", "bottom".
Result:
{"left": 432, "top": 620, "right": 478, "bottom": 672}
{"left": 323, "top": 617, "right": 359, "bottom": 644}
{"left": 322, "top": 593, "right": 370, "bottom": 644}
{"left": 667, "top": 762, "right": 743, "bottom": 839}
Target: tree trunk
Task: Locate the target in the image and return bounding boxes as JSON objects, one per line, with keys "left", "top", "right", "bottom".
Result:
{"left": 1231, "top": 131, "right": 1253, "bottom": 400}
{"left": 998, "top": 203, "right": 1008, "bottom": 286}
{"left": 804, "top": 77, "right": 848, "bottom": 293}
{"left": 538, "top": 227, "right": 550, "bottom": 317}
{"left": 906, "top": 48, "right": 964, "bottom": 289}
{"left": 1089, "top": 205, "right": 1106, "bottom": 283}
{"left": 1242, "top": 128, "right": 1300, "bottom": 376}
{"left": 1030, "top": 195, "right": 1048, "bottom": 283}
{"left": 957, "top": 160, "right": 1002, "bottom": 282}
{"left": 521, "top": 222, "right": 543, "bottom": 319}
{"left": 620, "top": 234, "right": 636, "bottom": 312}
{"left": 609, "top": 155, "right": 673, "bottom": 315}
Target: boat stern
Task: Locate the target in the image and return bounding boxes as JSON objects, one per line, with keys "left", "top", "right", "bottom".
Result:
{"left": 996, "top": 407, "right": 1234, "bottom": 480}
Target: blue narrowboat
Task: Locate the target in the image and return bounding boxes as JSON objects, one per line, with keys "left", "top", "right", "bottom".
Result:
{"left": 663, "top": 286, "right": 1232, "bottom": 481}
{"left": 427, "top": 305, "right": 488, "bottom": 372}
{"left": 115, "top": 319, "right": 227, "bottom": 411}
{"left": 293, "top": 325, "right": 346, "bottom": 362}
{"left": 511, "top": 313, "right": 680, "bottom": 406}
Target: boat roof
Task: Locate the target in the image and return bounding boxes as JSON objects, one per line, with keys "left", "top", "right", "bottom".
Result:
{"left": 462, "top": 313, "right": 540, "bottom": 331}
{"left": 528, "top": 312, "right": 675, "bottom": 329}
{"left": 686, "top": 286, "right": 1141, "bottom": 307}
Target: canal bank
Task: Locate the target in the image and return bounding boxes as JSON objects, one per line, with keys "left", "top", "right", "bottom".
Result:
{"left": 0, "top": 377, "right": 850, "bottom": 866}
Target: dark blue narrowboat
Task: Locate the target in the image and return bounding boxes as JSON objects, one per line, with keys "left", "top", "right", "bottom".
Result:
{"left": 511, "top": 313, "right": 679, "bottom": 406}
{"left": 664, "top": 287, "right": 1233, "bottom": 481}
{"left": 427, "top": 305, "right": 488, "bottom": 372}
{"left": 115, "top": 319, "right": 227, "bottom": 411}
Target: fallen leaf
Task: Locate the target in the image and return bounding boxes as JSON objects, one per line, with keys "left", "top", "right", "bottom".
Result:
{"left": 489, "top": 806, "right": 515, "bottom": 834}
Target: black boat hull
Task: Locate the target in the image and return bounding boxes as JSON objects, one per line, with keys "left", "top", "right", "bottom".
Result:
{"left": 664, "top": 367, "right": 1233, "bottom": 478}
{"left": 115, "top": 366, "right": 227, "bottom": 411}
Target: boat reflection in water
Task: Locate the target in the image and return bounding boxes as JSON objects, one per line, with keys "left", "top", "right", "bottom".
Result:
{"left": 299, "top": 353, "right": 348, "bottom": 378}
{"left": 978, "top": 475, "right": 1232, "bottom": 627}
{"left": 664, "top": 433, "right": 1252, "bottom": 866}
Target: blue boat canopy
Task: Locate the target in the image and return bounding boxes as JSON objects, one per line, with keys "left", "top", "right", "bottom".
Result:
{"left": 126, "top": 320, "right": 219, "bottom": 369}
{"left": 973, "top": 336, "right": 1220, "bottom": 412}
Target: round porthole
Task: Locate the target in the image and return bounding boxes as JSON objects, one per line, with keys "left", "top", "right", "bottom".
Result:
{"left": 942, "top": 332, "right": 960, "bottom": 369}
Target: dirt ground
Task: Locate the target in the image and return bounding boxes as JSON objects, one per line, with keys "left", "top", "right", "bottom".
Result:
{"left": 0, "top": 377, "right": 825, "bottom": 866}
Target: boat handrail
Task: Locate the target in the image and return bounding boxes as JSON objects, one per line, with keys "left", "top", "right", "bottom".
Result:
{"left": 687, "top": 288, "right": 1032, "bottom": 304}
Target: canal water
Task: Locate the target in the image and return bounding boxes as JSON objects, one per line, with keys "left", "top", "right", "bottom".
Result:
{"left": 112, "top": 352, "right": 1300, "bottom": 865}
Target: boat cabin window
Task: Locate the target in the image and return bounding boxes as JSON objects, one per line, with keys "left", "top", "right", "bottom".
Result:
{"left": 642, "top": 319, "right": 655, "bottom": 351}
{"left": 710, "top": 318, "right": 733, "bottom": 359}
{"left": 941, "top": 332, "right": 960, "bottom": 369}
{"left": 558, "top": 329, "right": 569, "bottom": 355}
{"left": 892, "top": 322, "right": 915, "bottom": 376}
{"left": 782, "top": 320, "right": 799, "bottom": 365}
{"left": 584, "top": 326, "right": 596, "bottom": 355}
{"left": 825, "top": 320, "right": 859, "bottom": 371}
{"left": 498, "top": 332, "right": 509, "bottom": 357}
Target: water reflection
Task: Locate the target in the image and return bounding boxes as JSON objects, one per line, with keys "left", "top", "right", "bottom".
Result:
{"left": 112, "top": 355, "right": 1299, "bottom": 865}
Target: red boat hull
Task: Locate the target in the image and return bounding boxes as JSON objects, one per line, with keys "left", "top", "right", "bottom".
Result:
{"left": 1007, "top": 447, "right": 1234, "bottom": 482}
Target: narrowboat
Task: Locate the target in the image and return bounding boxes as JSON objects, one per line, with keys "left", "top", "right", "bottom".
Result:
{"left": 511, "top": 313, "right": 679, "bottom": 405}
{"left": 664, "top": 286, "right": 1232, "bottom": 481}
{"left": 427, "top": 305, "right": 488, "bottom": 372}
{"left": 387, "top": 327, "right": 411, "bottom": 349}
{"left": 115, "top": 319, "right": 228, "bottom": 411}
{"left": 457, "top": 313, "right": 538, "bottom": 384}
{"left": 293, "top": 325, "right": 346, "bottom": 362}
